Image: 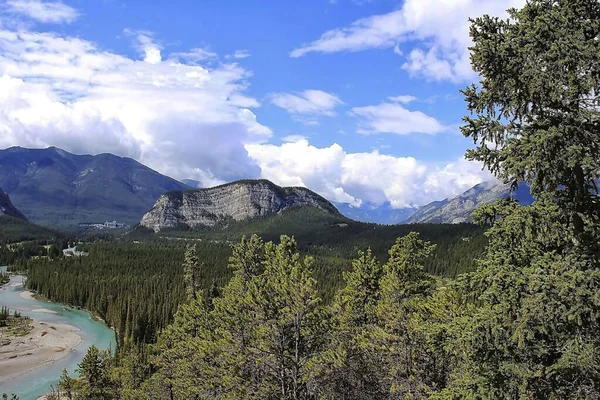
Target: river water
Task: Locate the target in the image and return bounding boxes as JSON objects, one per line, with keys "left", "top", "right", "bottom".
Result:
{"left": 0, "top": 268, "right": 116, "bottom": 400}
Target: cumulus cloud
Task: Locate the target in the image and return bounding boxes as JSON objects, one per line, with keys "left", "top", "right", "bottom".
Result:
{"left": 350, "top": 100, "right": 446, "bottom": 135}
{"left": 290, "top": 0, "right": 525, "bottom": 82}
{"left": 270, "top": 89, "right": 343, "bottom": 124}
{"left": 246, "top": 139, "right": 493, "bottom": 208}
{"left": 5, "top": 0, "right": 78, "bottom": 23}
{"left": 124, "top": 29, "right": 163, "bottom": 64}
{"left": 0, "top": 26, "right": 270, "bottom": 187}
{"left": 0, "top": 5, "right": 493, "bottom": 207}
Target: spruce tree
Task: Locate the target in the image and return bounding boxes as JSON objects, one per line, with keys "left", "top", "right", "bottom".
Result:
{"left": 182, "top": 244, "right": 201, "bottom": 301}
{"left": 77, "top": 346, "right": 115, "bottom": 399}
{"left": 323, "top": 249, "right": 387, "bottom": 400}
{"left": 443, "top": 0, "right": 600, "bottom": 398}
{"left": 461, "top": 0, "right": 600, "bottom": 243}
{"left": 373, "top": 233, "right": 438, "bottom": 398}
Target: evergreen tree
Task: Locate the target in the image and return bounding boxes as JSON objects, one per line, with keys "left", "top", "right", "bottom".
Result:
{"left": 461, "top": 0, "right": 600, "bottom": 243}
{"left": 183, "top": 244, "right": 201, "bottom": 301}
{"left": 250, "top": 235, "right": 329, "bottom": 399}
{"left": 336, "top": 248, "right": 383, "bottom": 328}
{"left": 58, "top": 368, "right": 78, "bottom": 400}
{"left": 148, "top": 235, "right": 329, "bottom": 400}
{"left": 77, "top": 345, "right": 115, "bottom": 399}
{"left": 442, "top": 0, "right": 600, "bottom": 398}
{"left": 323, "top": 249, "right": 386, "bottom": 400}
{"left": 372, "top": 233, "right": 438, "bottom": 398}
{"left": 48, "top": 244, "right": 60, "bottom": 259}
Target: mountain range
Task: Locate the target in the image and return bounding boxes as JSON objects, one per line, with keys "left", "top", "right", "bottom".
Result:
{"left": 334, "top": 181, "right": 534, "bottom": 225}
{"left": 0, "top": 146, "right": 536, "bottom": 228}
{"left": 0, "top": 147, "right": 188, "bottom": 227}
{"left": 405, "top": 181, "right": 534, "bottom": 224}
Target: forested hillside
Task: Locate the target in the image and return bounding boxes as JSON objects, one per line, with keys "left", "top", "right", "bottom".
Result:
{"left": 16, "top": 213, "right": 485, "bottom": 346}
{"left": 0, "top": 216, "right": 60, "bottom": 244}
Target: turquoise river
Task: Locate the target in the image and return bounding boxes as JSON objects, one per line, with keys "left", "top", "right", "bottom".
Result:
{"left": 0, "top": 267, "right": 116, "bottom": 400}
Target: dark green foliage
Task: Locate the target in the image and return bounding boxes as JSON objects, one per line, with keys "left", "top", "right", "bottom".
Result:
{"left": 0, "top": 306, "right": 9, "bottom": 326}
{"left": 461, "top": 0, "right": 600, "bottom": 241}
{"left": 58, "top": 368, "right": 78, "bottom": 400}
{"left": 21, "top": 240, "right": 232, "bottom": 345}
{"left": 0, "top": 216, "right": 60, "bottom": 243}
{"left": 439, "top": 0, "right": 600, "bottom": 398}
{"left": 439, "top": 199, "right": 600, "bottom": 398}
{"left": 19, "top": 216, "right": 484, "bottom": 348}
{"left": 137, "top": 235, "right": 331, "bottom": 399}
{"left": 182, "top": 244, "right": 201, "bottom": 301}
{"left": 77, "top": 346, "right": 117, "bottom": 399}
{"left": 163, "top": 207, "right": 487, "bottom": 300}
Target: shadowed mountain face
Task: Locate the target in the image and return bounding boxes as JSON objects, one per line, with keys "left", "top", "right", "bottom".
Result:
{"left": 140, "top": 179, "right": 342, "bottom": 232}
{"left": 405, "top": 181, "right": 535, "bottom": 224}
{"left": 0, "top": 188, "right": 27, "bottom": 221}
{"left": 0, "top": 147, "right": 188, "bottom": 228}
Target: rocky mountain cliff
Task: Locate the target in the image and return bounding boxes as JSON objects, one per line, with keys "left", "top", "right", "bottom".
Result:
{"left": 140, "top": 179, "right": 341, "bottom": 232}
{"left": 0, "top": 147, "right": 188, "bottom": 227}
{"left": 405, "top": 181, "right": 534, "bottom": 224}
{"left": 0, "top": 188, "right": 27, "bottom": 221}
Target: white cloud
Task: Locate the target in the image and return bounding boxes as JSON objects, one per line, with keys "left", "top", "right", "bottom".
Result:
{"left": 388, "top": 95, "right": 416, "bottom": 104}
{"left": 0, "top": 27, "right": 270, "bottom": 187}
{"left": 170, "top": 47, "right": 217, "bottom": 63}
{"left": 0, "top": 9, "right": 492, "bottom": 206}
{"left": 350, "top": 100, "right": 446, "bottom": 135}
{"left": 5, "top": 0, "right": 78, "bottom": 23}
{"left": 246, "top": 139, "right": 493, "bottom": 208}
{"left": 290, "top": 0, "right": 525, "bottom": 82}
{"left": 270, "top": 89, "right": 343, "bottom": 124}
{"left": 227, "top": 49, "right": 251, "bottom": 59}
{"left": 124, "top": 29, "right": 163, "bottom": 64}
{"left": 271, "top": 89, "right": 343, "bottom": 116}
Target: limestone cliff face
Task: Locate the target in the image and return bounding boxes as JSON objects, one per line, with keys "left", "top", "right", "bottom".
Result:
{"left": 405, "top": 181, "right": 534, "bottom": 224}
{"left": 0, "top": 188, "right": 27, "bottom": 221}
{"left": 140, "top": 180, "right": 340, "bottom": 232}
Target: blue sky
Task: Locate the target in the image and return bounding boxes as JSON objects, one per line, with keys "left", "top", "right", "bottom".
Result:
{"left": 0, "top": 0, "right": 524, "bottom": 208}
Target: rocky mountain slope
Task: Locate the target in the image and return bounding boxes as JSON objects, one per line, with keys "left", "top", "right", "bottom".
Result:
{"left": 0, "top": 147, "right": 188, "bottom": 227}
{"left": 405, "top": 181, "right": 534, "bottom": 224}
{"left": 140, "top": 179, "right": 341, "bottom": 232}
{"left": 0, "top": 188, "right": 27, "bottom": 221}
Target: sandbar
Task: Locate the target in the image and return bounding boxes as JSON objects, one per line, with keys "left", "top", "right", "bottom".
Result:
{"left": 0, "top": 321, "right": 83, "bottom": 385}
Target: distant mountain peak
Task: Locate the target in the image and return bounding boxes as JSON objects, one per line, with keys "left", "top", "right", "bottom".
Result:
{"left": 405, "top": 180, "right": 534, "bottom": 224}
{"left": 0, "top": 146, "right": 189, "bottom": 228}
{"left": 140, "top": 179, "right": 341, "bottom": 232}
{"left": 334, "top": 201, "right": 417, "bottom": 225}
